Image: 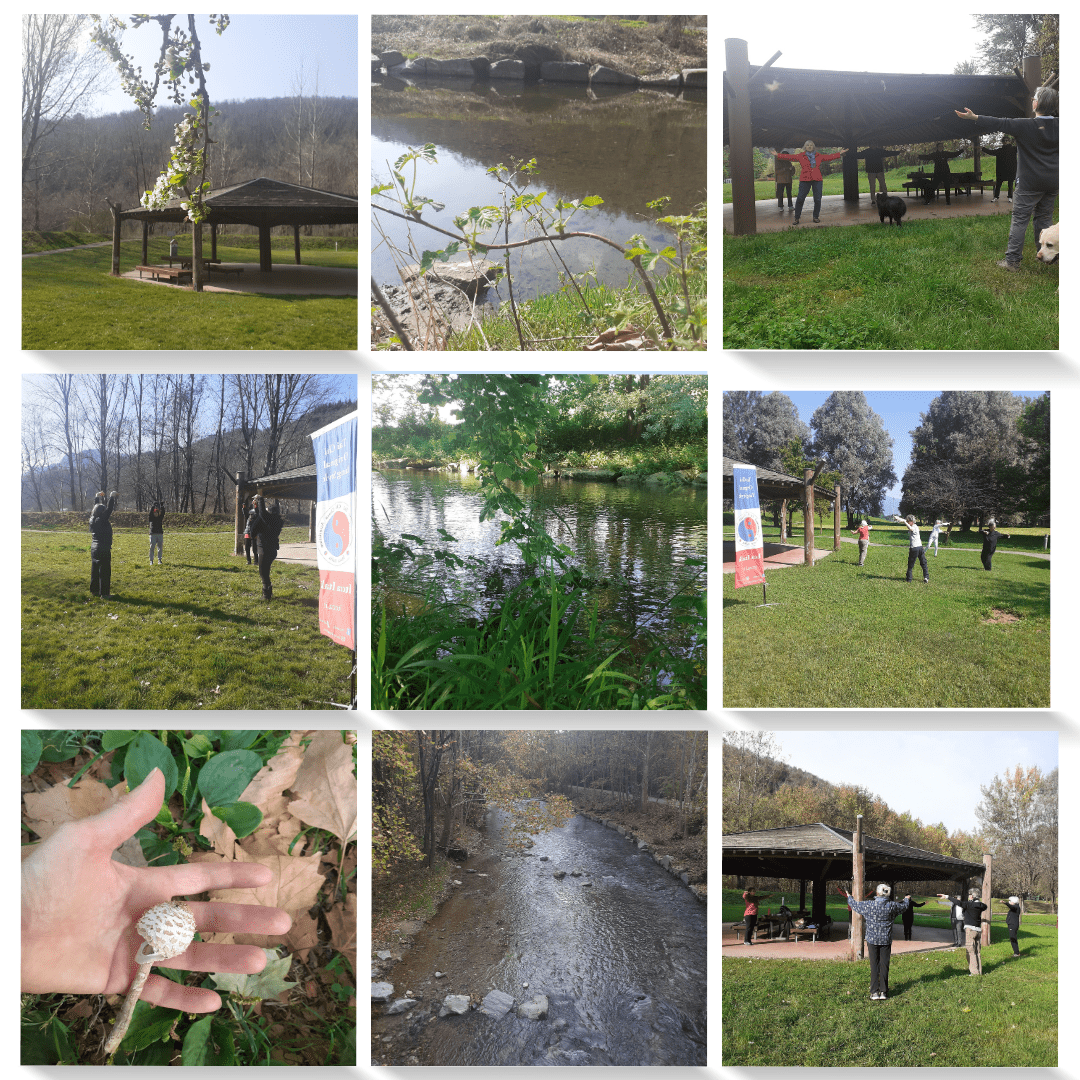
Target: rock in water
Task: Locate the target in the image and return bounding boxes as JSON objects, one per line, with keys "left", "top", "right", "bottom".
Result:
{"left": 480, "top": 988, "right": 515, "bottom": 1019}
{"left": 553, "top": 870, "right": 566, "bottom": 879}
{"left": 439, "top": 994, "right": 471, "bottom": 1017}
{"left": 517, "top": 994, "right": 550, "bottom": 1020}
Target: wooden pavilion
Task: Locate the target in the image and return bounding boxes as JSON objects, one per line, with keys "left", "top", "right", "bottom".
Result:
{"left": 723, "top": 822, "right": 989, "bottom": 948}
{"left": 723, "top": 456, "right": 838, "bottom": 564}
{"left": 232, "top": 465, "right": 317, "bottom": 554}
{"left": 724, "top": 37, "right": 1045, "bottom": 234}
{"left": 110, "top": 177, "right": 359, "bottom": 275}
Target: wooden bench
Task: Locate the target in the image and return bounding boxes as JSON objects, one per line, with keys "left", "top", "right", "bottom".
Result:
{"left": 135, "top": 264, "right": 191, "bottom": 285}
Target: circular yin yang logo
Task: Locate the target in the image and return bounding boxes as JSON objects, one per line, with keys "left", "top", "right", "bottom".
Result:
{"left": 319, "top": 504, "right": 352, "bottom": 566}
{"left": 737, "top": 516, "right": 758, "bottom": 543}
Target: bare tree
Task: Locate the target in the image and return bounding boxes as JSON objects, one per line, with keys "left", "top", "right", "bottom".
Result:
{"left": 22, "top": 15, "right": 110, "bottom": 228}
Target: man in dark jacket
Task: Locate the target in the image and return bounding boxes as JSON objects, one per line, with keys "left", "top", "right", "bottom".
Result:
{"left": 1006, "top": 896, "right": 1022, "bottom": 957}
{"left": 956, "top": 86, "right": 1058, "bottom": 270}
{"left": 89, "top": 490, "right": 118, "bottom": 597}
{"left": 148, "top": 503, "right": 165, "bottom": 565}
{"left": 979, "top": 519, "right": 1012, "bottom": 571}
{"left": 249, "top": 495, "right": 283, "bottom": 600}
{"left": 901, "top": 896, "right": 926, "bottom": 941}
{"left": 938, "top": 889, "right": 988, "bottom": 975}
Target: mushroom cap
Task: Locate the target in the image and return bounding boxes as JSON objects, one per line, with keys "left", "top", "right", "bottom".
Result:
{"left": 135, "top": 901, "right": 196, "bottom": 961}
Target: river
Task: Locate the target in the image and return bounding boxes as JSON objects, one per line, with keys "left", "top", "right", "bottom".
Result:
{"left": 372, "top": 468, "right": 707, "bottom": 656}
{"left": 371, "top": 80, "right": 706, "bottom": 303}
{"left": 371, "top": 806, "right": 707, "bottom": 1065}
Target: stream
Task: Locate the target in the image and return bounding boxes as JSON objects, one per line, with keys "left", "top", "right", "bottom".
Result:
{"left": 371, "top": 806, "right": 707, "bottom": 1065}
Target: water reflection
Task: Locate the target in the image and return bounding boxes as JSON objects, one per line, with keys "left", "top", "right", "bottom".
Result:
{"left": 371, "top": 80, "right": 706, "bottom": 300}
{"left": 372, "top": 468, "right": 707, "bottom": 644}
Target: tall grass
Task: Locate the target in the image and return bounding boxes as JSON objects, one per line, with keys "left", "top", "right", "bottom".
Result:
{"left": 22, "top": 528, "right": 352, "bottom": 709}
{"left": 723, "top": 521, "right": 1049, "bottom": 707}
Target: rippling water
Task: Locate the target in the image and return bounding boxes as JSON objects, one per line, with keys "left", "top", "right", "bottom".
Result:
{"left": 372, "top": 468, "right": 707, "bottom": 648}
{"left": 372, "top": 808, "right": 707, "bottom": 1066}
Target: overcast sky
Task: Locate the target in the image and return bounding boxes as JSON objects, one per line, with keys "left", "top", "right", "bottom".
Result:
{"left": 763, "top": 730, "right": 1057, "bottom": 834}
{"left": 775, "top": 391, "right": 1042, "bottom": 508}
{"left": 84, "top": 15, "right": 358, "bottom": 117}
{"left": 724, "top": 15, "right": 987, "bottom": 79}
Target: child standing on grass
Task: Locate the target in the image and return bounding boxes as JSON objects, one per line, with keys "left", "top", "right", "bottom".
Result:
{"left": 893, "top": 514, "right": 929, "bottom": 583}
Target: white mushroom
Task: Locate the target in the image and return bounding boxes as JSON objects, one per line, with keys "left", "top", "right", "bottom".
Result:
{"left": 104, "top": 901, "right": 196, "bottom": 1057}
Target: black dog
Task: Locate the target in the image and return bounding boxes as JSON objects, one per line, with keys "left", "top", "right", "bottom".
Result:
{"left": 876, "top": 193, "right": 907, "bottom": 227}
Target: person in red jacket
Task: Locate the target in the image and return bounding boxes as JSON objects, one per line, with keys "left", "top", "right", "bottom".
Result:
{"left": 775, "top": 140, "right": 851, "bottom": 225}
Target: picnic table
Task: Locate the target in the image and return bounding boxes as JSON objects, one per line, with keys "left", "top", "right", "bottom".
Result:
{"left": 135, "top": 264, "right": 192, "bottom": 285}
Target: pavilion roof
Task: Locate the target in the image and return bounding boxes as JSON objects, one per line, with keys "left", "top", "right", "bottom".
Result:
{"left": 119, "top": 177, "right": 359, "bottom": 228}
{"left": 242, "top": 464, "right": 317, "bottom": 501}
{"left": 722, "top": 66, "right": 1030, "bottom": 149}
{"left": 723, "top": 823, "right": 985, "bottom": 882}
{"left": 723, "top": 457, "right": 834, "bottom": 502}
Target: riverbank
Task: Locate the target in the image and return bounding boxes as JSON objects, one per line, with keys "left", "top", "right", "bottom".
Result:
{"left": 374, "top": 458, "right": 707, "bottom": 487}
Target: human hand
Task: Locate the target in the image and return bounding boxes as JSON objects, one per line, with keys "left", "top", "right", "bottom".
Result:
{"left": 22, "top": 768, "right": 292, "bottom": 1011}
{"left": 955, "top": 108, "right": 978, "bottom": 121}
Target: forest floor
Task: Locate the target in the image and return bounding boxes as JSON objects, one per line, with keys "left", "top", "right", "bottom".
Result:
{"left": 569, "top": 795, "right": 707, "bottom": 888}
{"left": 372, "top": 14, "right": 707, "bottom": 79}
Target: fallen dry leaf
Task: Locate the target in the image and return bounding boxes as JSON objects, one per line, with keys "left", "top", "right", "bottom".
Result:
{"left": 325, "top": 892, "right": 357, "bottom": 972}
{"left": 199, "top": 796, "right": 237, "bottom": 860}
{"left": 288, "top": 731, "right": 357, "bottom": 846}
{"left": 241, "top": 731, "right": 308, "bottom": 831}
{"left": 23, "top": 776, "right": 123, "bottom": 842}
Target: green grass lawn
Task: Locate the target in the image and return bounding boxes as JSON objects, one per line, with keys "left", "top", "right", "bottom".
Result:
{"left": 723, "top": 889, "right": 1058, "bottom": 1067}
{"left": 723, "top": 156, "right": 1057, "bottom": 349}
{"left": 22, "top": 528, "right": 353, "bottom": 709}
{"left": 723, "top": 518, "right": 1049, "bottom": 707}
{"left": 22, "top": 237, "right": 357, "bottom": 350}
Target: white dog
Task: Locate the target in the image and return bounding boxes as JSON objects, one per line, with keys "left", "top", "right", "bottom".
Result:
{"left": 1036, "top": 222, "right": 1058, "bottom": 263}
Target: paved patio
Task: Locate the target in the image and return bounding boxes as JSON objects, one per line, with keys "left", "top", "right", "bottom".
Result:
{"left": 724, "top": 190, "right": 1016, "bottom": 234}
{"left": 122, "top": 263, "right": 357, "bottom": 296}
{"left": 722, "top": 919, "right": 958, "bottom": 960}
{"left": 722, "top": 540, "right": 835, "bottom": 573}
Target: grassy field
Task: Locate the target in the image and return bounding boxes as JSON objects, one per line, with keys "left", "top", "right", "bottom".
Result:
{"left": 722, "top": 155, "right": 1057, "bottom": 349}
{"left": 22, "top": 236, "right": 357, "bottom": 350}
{"left": 723, "top": 517, "right": 1049, "bottom": 707}
{"left": 722, "top": 889, "right": 1058, "bottom": 1067}
{"left": 22, "top": 528, "right": 353, "bottom": 709}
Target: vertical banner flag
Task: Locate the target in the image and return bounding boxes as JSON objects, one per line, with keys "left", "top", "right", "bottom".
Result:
{"left": 733, "top": 464, "right": 766, "bottom": 588}
{"left": 310, "top": 411, "right": 357, "bottom": 649}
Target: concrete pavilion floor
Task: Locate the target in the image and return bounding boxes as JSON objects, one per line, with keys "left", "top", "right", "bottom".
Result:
{"left": 121, "top": 262, "right": 357, "bottom": 296}
{"left": 723, "top": 540, "right": 835, "bottom": 573}
{"left": 722, "top": 919, "right": 958, "bottom": 960}
{"left": 723, "top": 189, "right": 1015, "bottom": 234}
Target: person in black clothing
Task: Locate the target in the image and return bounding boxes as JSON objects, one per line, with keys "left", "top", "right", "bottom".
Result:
{"left": 918, "top": 142, "right": 964, "bottom": 205}
{"left": 250, "top": 495, "right": 283, "bottom": 600}
{"left": 243, "top": 498, "right": 259, "bottom": 566}
{"left": 938, "top": 890, "right": 988, "bottom": 975}
{"left": 978, "top": 137, "right": 1017, "bottom": 202}
{"left": 1006, "top": 896, "right": 1022, "bottom": 957}
{"left": 148, "top": 503, "right": 165, "bottom": 565}
{"left": 89, "top": 491, "right": 118, "bottom": 597}
{"left": 856, "top": 146, "right": 902, "bottom": 207}
{"left": 979, "top": 519, "right": 1012, "bottom": 571}
{"left": 901, "top": 896, "right": 926, "bottom": 941}
{"left": 956, "top": 87, "right": 1058, "bottom": 270}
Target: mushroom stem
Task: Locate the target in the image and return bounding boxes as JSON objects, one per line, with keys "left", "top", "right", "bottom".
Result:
{"left": 103, "top": 962, "right": 153, "bottom": 1057}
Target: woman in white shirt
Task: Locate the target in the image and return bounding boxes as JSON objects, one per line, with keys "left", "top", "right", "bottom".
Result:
{"left": 893, "top": 514, "right": 928, "bottom": 583}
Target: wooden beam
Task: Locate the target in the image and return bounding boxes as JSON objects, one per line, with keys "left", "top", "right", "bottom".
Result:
{"left": 833, "top": 482, "right": 841, "bottom": 549}
{"left": 981, "top": 852, "right": 992, "bottom": 946}
{"left": 258, "top": 224, "right": 272, "bottom": 271}
{"left": 849, "top": 814, "right": 865, "bottom": 961}
{"left": 804, "top": 468, "right": 815, "bottom": 567}
{"left": 234, "top": 472, "right": 247, "bottom": 555}
{"left": 294, "top": 224, "right": 302, "bottom": 264}
{"left": 108, "top": 199, "right": 122, "bottom": 276}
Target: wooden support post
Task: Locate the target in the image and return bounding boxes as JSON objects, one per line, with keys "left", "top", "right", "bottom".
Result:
{"left": 141, "top": 220, "right": 148, "bottom": 266}
{"left": 258, "top": 224, "right": 272, "bottom": 272}
{"left": 108, "top": 200, "right": 122, "bottom": 276}
{"left": 779, "top": 498, "right": 788, "bottom": 542}
{"left": 294, "top": 224, "right": 302, "bottom": 264}
{"left": 981, "top": 852, "right": 993, "bottom": 947}
{"left": 309, "top": 500, "right": 316, "bottom": 543}
{"left": 234, "top": 472, "right": 247, "bottom": 555}
{"left": 804, "top": 469, "right": 815, "bottom": 567}
{"left": 833, "top": 483, "right": 841, "bottom": 549}
{"left": 725, "top": 38, "right": 757, "bottom": 236}
{"left": 211, "top": 223, "right": 218, "bottom": 261}
{"left": 1023, "top": 54, "right": 1042, "bottom": 114}
{"left": 849, "top": 814, "right": 865, "bottom": 961}
{"left": 799, "top": 878, "right": 807, "bottom": 913}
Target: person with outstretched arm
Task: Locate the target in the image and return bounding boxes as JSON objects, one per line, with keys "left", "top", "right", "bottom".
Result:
{"left": 850, "top": 519, "right": 873, "bottom": 566}
{"left": 774, "top": 141, "right": 851, "bottom": 225}
{"left": 979, "top": 519, "right": 1012, "bottom": 571}
{"left": 937, "top": 889, "right": 988, "bottom": 975}
{"left": 89, "top": 490, "right": 119, "bottom": 598}
{"left": 893, "top": 514, "right": 928, "bottom": 583}
{"left": 843, "top": 883, "right": 911, "bottom": 1000}
{"left": 955, "top": 86, "right": 1058, "bottom": 271}
{"left": 741, "top": 888, "right": 774, "bottom": 946}
{"left": 901, "top": 896, "right": 926, "bottom": 941}
{"left": 926, "top": 519, "right": 950, "bottom": 556}
{"left": 1005, "top": 896, "right": 1022, "bottom": 958}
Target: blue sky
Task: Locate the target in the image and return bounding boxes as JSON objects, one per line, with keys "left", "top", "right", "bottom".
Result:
{"left": 85, "top": 15, "right": 358, "bottom": 117}
{"left": 765, "top": 730, "right": 1057, "bottom": 834}
{"left": 779, "top": 391, "right": 1043, "bottom": 507}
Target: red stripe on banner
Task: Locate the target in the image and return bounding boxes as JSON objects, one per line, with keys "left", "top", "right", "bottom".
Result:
{"left": 735, "top": 547, "right": 766, "bottom": 588}
{"left": 318, "top": 569, "right": 355, "bottom": 649}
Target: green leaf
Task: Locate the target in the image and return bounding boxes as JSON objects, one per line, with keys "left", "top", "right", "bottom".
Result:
{"left": 212, "top": 801, "right": 263, "bottom": 838}
{"left": 581, "top": 195, "right": 604, "bottom": 207}
{"left": 102, "top": 730, "right": 138, "bottom": 751}
{"left": 182, "top": 733, "right": 214, "bottom": 758}
{"left": 21, "top": 731, "right": 42, "bottom": 776}
{"left": 125, "top": 733, "right": 178, "bottom": 800}
{"left": 121, "top": 1000, "right": 181, "bottom": 1052}
{"left": 210, "top": 949, "right": 298, "bottom": 1000}
{"left": 38, "top": 730, "right": 82, "bottom": 763}
{"left": 197, "top": 749, "right": 263, "bottom": 806}
{"left": 218, "top": 730, "right": 261, "bottom": 752}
